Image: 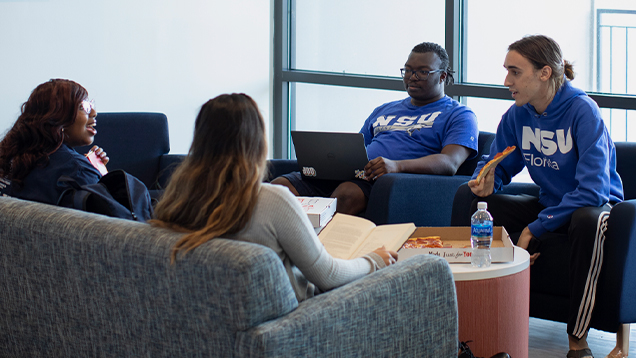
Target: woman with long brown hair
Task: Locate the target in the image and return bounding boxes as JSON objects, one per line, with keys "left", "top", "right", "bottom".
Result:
{"left": 0, "top": 79, "right": 109, "bottom": 204}
{"left": 152, "top": 93, "right": 397, "bottom": 301}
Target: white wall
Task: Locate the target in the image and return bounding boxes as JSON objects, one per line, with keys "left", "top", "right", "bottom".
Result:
{"left": 0, "top": 0, "right": 271, "bottom": 155}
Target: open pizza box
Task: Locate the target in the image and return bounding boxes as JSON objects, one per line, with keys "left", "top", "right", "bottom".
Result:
{"left": 398, "top": 226, "right": 514, "bottom": 263}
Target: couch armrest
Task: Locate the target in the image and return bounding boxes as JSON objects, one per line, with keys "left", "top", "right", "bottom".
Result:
{"left": 236, "top": 254, "right": 458, "bottom": 357}
{"left": 265, "top": 159, "right": 299, "bottom": 182}
{"left": 262, "top": 161, "right": 473, "bottom": 227}
{"left": 157, "top": 154, "right": 187, "bottom": 189}
{"left": 497, "top": 182, "right": 541, "bottom": 196}
{"left": 451, "top": 182, "right": 541, "bottom": 226}
{"left": 593, "top": 199, "right": 636, "bottom": 331}
{"left": 365, "top": 173, "right": 472, "bottom": 226}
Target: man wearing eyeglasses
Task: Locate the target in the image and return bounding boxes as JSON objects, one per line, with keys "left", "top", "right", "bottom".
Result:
{"left": 273, "top": 42, "right": 479, "bottom": 215}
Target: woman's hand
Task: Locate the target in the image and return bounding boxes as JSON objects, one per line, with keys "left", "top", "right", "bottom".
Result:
{"left": 373, "top": 245, "right": 398, "bottom": 266}
{"left": 517, "top": 226, "right": 540, "bottom": 265}
{"left": 467, "top": 166, "right": 495, "bottom": 197}
{"left": 90, "top": 145, "right": 109, "bottom": 166}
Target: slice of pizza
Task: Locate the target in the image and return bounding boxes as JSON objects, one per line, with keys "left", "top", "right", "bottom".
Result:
{"left": 475, "top": 145, "right": 516, "bottom": 184}
{"left": 402, "top": 236, "right": 444, "bottom": 249}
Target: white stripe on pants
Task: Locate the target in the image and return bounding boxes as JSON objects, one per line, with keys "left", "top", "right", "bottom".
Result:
{"left": 572, "top": 210, "right": 610, "bottom": 338}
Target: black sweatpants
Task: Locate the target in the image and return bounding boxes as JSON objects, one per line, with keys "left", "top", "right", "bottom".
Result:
{"left": 470, "top": 194, "right": 611, "bottom": 339}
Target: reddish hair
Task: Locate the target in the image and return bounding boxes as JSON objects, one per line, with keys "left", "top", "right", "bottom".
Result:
{"left": 0, "top": 79, "right": 88, "bottom": 187}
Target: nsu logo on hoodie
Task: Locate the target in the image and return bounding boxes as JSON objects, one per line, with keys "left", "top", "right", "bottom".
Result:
{"left": 522, "top": 126, "right": 573, "bottom": 170}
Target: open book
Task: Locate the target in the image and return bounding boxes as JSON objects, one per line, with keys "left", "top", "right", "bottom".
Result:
{"left": 318, "top": 213, "right": 416, "bottom": 260}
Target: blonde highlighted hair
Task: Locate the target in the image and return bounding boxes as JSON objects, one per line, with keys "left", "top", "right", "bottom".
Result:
{"left": 151, "top": 93, "right": 267, "bottom": 263}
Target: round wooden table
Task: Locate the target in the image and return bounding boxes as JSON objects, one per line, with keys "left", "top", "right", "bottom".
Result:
{"left": 452, "top": 246, "right": 530, "bottom": 358}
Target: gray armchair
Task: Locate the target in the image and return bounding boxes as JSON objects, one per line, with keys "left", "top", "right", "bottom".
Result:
{"left": 0, "top": 197, "right": 460, "bottom": 357}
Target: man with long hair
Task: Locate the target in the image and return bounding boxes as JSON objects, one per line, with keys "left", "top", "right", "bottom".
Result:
{"left": 467, "top": 35, "right": 623, "bottom": 358}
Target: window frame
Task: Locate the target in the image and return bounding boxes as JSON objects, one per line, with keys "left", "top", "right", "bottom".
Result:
{"left": 272, "top": 0, "right": 636, "bottom": 159}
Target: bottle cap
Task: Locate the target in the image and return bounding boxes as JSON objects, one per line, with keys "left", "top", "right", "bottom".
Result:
{"left": 477, "top": 202, "right": 487, "bottom": 210}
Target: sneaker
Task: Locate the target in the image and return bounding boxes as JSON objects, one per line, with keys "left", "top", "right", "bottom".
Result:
{"left": 458, "top": 341, "right": 511, "bottom": 358}
{"left": 458, "top": 341, "right": 477, "bottom": 358}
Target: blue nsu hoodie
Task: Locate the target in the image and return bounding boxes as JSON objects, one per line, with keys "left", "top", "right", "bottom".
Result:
{"left": 473, "top": 80, "right": 623, "bottom": 237}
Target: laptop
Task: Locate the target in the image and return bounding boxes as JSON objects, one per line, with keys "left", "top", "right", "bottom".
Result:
{"left": 291, "top": 131, "right": 369, "bottom": 181}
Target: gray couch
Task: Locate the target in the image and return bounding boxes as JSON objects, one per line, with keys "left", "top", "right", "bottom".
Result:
{"left": 0, "top": 197, "right": 459, "bottom": 357}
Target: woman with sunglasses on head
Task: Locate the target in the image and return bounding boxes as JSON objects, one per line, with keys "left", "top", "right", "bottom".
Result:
{"left": 151, "top": 93, "right": 397, "bottom": 302}
{"left": 0, "top": 79, "right": 109, "bottom": 205}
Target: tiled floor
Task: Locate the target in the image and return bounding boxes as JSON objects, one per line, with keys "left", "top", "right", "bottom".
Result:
{"left": 529, "top": 318, "right": 635, "bottom": 358}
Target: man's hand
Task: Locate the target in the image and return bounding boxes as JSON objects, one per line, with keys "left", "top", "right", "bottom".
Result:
{"left": 468, "top": 166, "right": 495, "bottom": 197}
{"left": 362, "top": 144, "right": 471, "bottom": 180}
{"left": 517, "top": 226, "right": 540, "bottom": 265}
{"left": 364, "top": 157, "right": 399, "bottom": 180}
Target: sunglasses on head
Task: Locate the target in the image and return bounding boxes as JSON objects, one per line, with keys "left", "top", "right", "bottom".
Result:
{"left": 80, "top": 99, "right": 95, "bottom": 114}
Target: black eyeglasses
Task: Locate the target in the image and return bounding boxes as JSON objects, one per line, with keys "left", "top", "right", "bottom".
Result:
{"left": 400, "top": 68, "right": 444, "bottom": 80}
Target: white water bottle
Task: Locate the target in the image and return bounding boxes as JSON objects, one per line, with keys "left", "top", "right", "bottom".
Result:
{"left": 471, "top": 202, "right": 493, "bottom": 268}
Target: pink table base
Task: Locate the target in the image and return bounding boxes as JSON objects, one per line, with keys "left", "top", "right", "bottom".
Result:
{"left": 455, "top": 267, "right": 530, "bottom": 358}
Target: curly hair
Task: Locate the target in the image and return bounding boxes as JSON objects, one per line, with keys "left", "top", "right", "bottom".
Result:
{"left": 151, "top": 93, "right": 268, "bottom": 263}
{"left": 508, "top": 35, "right": 575, "bottom": 91}
{"left": 412, "top": 42, "right": 454, "bottom": 85}
{"left": 0, "top": 79, "right": 88, "bottom": 187}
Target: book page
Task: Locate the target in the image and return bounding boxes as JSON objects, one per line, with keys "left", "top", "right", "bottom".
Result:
{"left": 318, "top": 213, "right": 376, "bottom": 260}
{"left": 350, "top": 223, "right": 416, "bottom": 259}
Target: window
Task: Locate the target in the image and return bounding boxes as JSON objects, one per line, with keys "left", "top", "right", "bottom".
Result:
{"left": 273, "top": 0, "right": 445, "bottom": 158}
{"left": 294, "top": 1, "right": 445, "bottom": 76}
{"left": 465, "top": 0, "right": 595, "bottom": 93}
{"left": 293, "top": 83, "right": 406, "bottom": 133}
{"left": 597, "top": 9, "right": 636, "bottom": 95}
{"left": 463, "top": 0, "right": 636, "bottom": 136}
{"left": 464, "top": 97, "right": 513, "bottom": 134}
{"left": 602, "top": 108, "right": 636, "bottom": 141}
{"left": 596, "top": 8, "right": 636, "bottom": 141}
{"left": 273, "top": 0, "right": 636, "bottom": 159}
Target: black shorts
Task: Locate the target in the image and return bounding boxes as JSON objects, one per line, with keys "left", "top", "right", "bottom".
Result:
{"left": 281, "top": 171, "right": 374, "bottom": 198}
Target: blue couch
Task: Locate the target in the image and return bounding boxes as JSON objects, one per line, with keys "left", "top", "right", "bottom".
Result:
{"left": 451, "top": 141, "right": 636, "bottom": 335}
{"left": 267, "top": 131, "right": 495, "bottom": 227}
{"left": 77, "top": 112, "right": 185, "bottom": 199}
{"left": 82, "top": 113, "right": 494, "bottom": 228}
{"left": 0, "top": 197, "right": 459, "bottom": 357}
